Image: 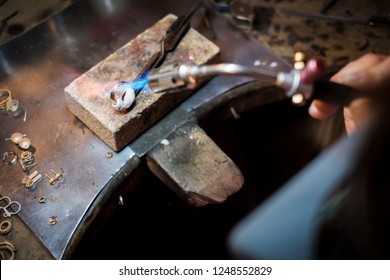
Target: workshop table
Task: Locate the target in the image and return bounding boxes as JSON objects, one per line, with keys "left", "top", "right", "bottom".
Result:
{"left": 0, "top": 0, "right": 289, "bottom": 259}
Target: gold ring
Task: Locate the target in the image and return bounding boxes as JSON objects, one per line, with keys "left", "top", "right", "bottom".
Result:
{"left": 0, "top": 241, "right": 16, "bottom": 260}
{"left": 2, "top": 151, "right": 18, "bottom": 165}
{"left": 0, "top": 220, "right": 12, "bottom": 235}
{"left": 21, "top": 151, "right": 32, "bottom": 160}
{"left": 0, "top": 89, "right": 12, "bottom": 110}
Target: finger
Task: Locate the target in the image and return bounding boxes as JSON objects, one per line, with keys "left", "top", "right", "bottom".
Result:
{"left": 308, "top": 100, "right": 337, "bottom": 119}
{"left": 308, "top": 54, "right": 387, "bottom": 120}
{"left": 344, "top": 98, "right": 373, "bottom": 135}
{"left": 364, "top": 56, "right": 390, "bottom": 93}
{"left": 342, "top": 55, "right": 390, "bottom": 134}
{"left": 330, "top": 53, "right": 386, "bottom": 86}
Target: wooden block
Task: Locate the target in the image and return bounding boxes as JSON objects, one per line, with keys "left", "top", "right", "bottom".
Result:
{"left": 147, "top": 122, "right": 244, "bottom": 207}
{"left": 64, "top": 14, "right": 220, "bottom": 151}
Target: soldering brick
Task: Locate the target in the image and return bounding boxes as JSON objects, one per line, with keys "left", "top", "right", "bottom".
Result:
{"left": 64, "top": 14, "right": 220, "bottom": 151}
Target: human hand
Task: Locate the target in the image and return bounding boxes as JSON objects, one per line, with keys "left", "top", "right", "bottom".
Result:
{"left": 308, "top": 54, "right": 390, "bottom": 135}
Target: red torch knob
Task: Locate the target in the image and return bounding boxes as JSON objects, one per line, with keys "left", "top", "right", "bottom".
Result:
{"left": 300, "top": 58, "right": 327, "bottom": 84}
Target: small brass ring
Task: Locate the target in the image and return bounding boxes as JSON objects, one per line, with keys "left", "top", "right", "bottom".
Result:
{"left": 2, "top": 152, "right": 18, "bottom": 165}
{"left": 38, "top": 196, "right": 46, "bottom": 203}
{"left": 21, "top": 151, "right": 32, "bottom": 160}
{"left": 0, "top": 241, "right": 16, "bottom": 260}
{"left": 0, "top": 220, "right": 12, "bottom": 235}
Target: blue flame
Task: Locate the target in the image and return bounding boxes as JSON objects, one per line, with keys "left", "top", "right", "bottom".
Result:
{"left": 129, "top": 77, "right": 148, "bottom": 92}
{"left": 116, "top": 74, "right": 149, "bottom": 94}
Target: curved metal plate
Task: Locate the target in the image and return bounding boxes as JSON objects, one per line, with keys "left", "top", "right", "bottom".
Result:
{"left": 0, "top": 0, "right": 289, "bottom": 259}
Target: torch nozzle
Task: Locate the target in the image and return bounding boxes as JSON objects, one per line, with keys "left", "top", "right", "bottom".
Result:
{"left": 147, "top": 63, "right": 278, "bottom": 93}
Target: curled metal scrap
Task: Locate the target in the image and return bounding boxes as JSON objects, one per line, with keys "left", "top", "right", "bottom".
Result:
{"left": 0, "top": 196, "right": 21, "bottom": 217}
{"left": 0, "top": 241, "right": 16, "bottom": 259}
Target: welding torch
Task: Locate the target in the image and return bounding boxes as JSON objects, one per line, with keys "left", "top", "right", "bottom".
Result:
{"left": 146, "top": 58, "right": 363, "bottom": 107}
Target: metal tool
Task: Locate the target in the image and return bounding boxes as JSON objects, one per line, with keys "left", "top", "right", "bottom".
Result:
{"left": 146, "top": 58, "right": 363, "bottom": 107}
{"left": 281, "top": 8, "right": 390, "bottom": 28}
{"left": 320, "top": 0, "right": 339, "bottom": 14}
{"left": 110, "top": 0, "right": 204, "bottom": 111}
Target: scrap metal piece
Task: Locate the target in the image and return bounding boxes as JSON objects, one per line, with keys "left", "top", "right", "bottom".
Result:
{"left": 45, "top": 169, "right": 63, "bottom": 185}
{"left": 49, "top": 216, "right": 57, "bottom": 225}
{"left": 2, "top": 151, "right": 18, "bottom": 165}
{"left": 25, "top": 174, "right": 42, "bottom": 189}
{"left": 6, "top": 98, "right": 18, "bottom": 112}
{"left": 0, "top": 88, "right": 12, "bottom": 110}
{"left": 51, "top": 169, "right": 63, "bottom": 181}
{"left": 0, "top": 241, "right": 16, "bottom": 260}
{"left": 19, "top": 151, "right": 36, "bottom": 172}
{"left": 0, "top": 196, "right": 21, "bottom": 217}
{"left": 230, "top": 1, "right": 255, "bottom": 31}
{"left": 22, "top": 170, "right": 38, "bottom": 185}
{"left": 0, "top": 89, "right": 19, "bottom": 112}
{"left": 23, "top": 108, "right": 27, "bottom": 122}
{"left": 20, "top": 151, "right": 33, "bottom": 161}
